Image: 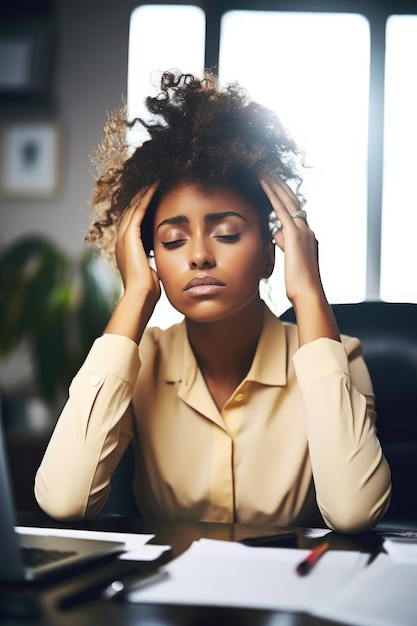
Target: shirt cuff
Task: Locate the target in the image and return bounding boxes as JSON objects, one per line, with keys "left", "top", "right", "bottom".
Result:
{"left": 78, "top": 333, "right": 140, "bottom": 389}
{"left": 293, "top": 337, "right": 350, "bottom": 384}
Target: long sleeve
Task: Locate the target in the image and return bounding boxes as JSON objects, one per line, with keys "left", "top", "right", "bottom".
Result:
{"left": 34, "top": 334, "right": 140, "bottom": 520}
{"left": 293, "top": 336, "right": 392, "bottom": 533}
{"left": 35, "top": 311, "right": 392, "bottom": 530}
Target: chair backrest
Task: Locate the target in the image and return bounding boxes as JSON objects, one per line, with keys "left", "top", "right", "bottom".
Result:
{"left": 100, "top": 442, "right": 140, "bottom": 518}
{"left": 280, "top": 301, "right": 417, "bottom": 525}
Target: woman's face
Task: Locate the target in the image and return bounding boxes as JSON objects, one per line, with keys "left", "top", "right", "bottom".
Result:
{"left": 153, "top": 182, "right": 274, "bottom": 323}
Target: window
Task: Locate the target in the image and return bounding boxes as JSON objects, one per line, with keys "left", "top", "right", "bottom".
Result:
{"left": 128, "top": 4, "right": 205, "bottom": 327}
{"left": 219, "top": 10, "right": 370, "bottom": 314}
{"left": 381, "top": 15, "right": 417, "bottom": 303}
{"left": 128, "top": 4, "right": 417, "bottom": 326}
{"left": 128, "top": 4, "right": 205, "bottom": 145}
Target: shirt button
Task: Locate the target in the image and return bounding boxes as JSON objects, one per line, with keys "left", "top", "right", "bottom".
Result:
{"left": 89, "top": 374, "right": 101, "bottom": 386}
{"left": 234, "top": 393, "right": 245, "bottom": 403}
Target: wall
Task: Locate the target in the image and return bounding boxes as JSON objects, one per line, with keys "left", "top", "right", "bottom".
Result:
{"left": 1, "top": 0, "right": 138, "bottom": 256}
{"left": 0, "top": 0, "right": 140, "bottom": 510}
{"left": 0, "top": 0, "right": 142, "bottom": 419}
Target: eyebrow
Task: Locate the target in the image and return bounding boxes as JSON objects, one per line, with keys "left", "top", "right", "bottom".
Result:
{"left": 156, "top": 211, "right": 247, "bottom": 231}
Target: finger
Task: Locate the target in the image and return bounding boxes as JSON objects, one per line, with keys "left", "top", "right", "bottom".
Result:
{"left": 118, "top": 183, "right": 158, "bottom": 237}
{"left": 261, "top": 180, "right": 297, "bottom": 231}
{"left": 263, "top": 179, "right": 302, "bottom": 218}
{"left": 271, "top": 176, "right": 300, "bottom": 206}
{"left": 290, "top": 209, "right": 308, "bottom": 227}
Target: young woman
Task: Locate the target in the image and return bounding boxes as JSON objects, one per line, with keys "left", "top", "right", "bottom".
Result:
{"left": 35, "top": 71, "right": 391, "bottom": 532}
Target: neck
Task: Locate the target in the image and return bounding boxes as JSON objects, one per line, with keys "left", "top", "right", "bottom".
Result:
{"left": 186, "top": 297, "right": 265, "bottom": 386}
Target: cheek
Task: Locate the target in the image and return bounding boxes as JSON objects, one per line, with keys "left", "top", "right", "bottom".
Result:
{"left": 154, "top": 250, "right": 183, "bottom": 288}
{"left": 154, "top": 254, "right": 169, "bottom": 284}
{"left": 232, "top": 243, "right": 266, "bottom": 281}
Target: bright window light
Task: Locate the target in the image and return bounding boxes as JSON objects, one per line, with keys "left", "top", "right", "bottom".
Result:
{"left": 219, "top": 11, "right": 370, "bottom": 314}
{"left": 381, "top": 16, "right": 417, "bottom": 304}
{"left": 128, "top": 5, "right": 205, "bottom": 327}
{"left": 128, "top": 8, "right": 371, "bottom": 326}
{"left": 128, "top": 4, "right": 205, "bottom": 126}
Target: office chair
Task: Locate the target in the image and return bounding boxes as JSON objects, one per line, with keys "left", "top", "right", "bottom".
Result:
{"left": 280, "top": 301, "right": 417, "bottom": 526}
{"left": 100, "top": 442, "right": 140, "bottom": 518}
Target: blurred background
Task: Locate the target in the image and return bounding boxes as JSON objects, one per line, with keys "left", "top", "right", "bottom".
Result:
{"left": 1, "top": 0, "right": 416, "bottom": 513}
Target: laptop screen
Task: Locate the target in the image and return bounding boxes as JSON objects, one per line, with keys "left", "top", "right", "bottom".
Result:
{"left": 0, "top": 416, "right": 27, "bottom": 581}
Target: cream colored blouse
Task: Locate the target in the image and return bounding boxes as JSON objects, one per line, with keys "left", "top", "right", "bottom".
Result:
{"left": 35, "top": 304, "right": 391, "bottom": 532}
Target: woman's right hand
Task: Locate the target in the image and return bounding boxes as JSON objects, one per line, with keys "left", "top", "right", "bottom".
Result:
{"left": 115, "top": 184, "right": 160, "bottom": 302}
{"left": 105, "top": 184, "right": 161, "bottom": 343}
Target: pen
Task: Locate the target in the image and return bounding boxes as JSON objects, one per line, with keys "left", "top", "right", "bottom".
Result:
{"left": 296, "top": 541, "right": 330, "bottom": 576}
{"left": 102, "top": 569, "right": 169, "bottom": 601}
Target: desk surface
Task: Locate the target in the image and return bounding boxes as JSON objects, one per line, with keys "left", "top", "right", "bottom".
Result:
{"left": 2, "top": 514, "right": 394, "bottom": 626}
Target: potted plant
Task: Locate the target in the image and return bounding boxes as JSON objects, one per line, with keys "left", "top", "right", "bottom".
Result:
{"left": 0, "top": 234, "right": 121, "bottom": 427}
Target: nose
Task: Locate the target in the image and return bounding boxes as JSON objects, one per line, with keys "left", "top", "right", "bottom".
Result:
{"left": 189, "top": 235, "right": 216, "bottom": 269}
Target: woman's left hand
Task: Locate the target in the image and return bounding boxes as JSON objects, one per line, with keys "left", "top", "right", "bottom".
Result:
{"left": 261, "top": 179, "right": 340, "bottom": 344}
{"left": 261, "top": 179, "right": 321, "bottom": 305}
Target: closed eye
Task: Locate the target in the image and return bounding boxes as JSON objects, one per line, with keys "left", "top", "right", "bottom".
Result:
{"left": 215, "top": 233, "right": 241, "bottom": 243}
{"left": 161, "top": 239, "right": 187, "bottom": 249}
{"left": 161, "top": 233, "right": 241, "bottom": 249}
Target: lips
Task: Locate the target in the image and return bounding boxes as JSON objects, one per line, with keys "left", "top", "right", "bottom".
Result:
{"left": 183, "top": 275, "right": 226, "bottom": 295}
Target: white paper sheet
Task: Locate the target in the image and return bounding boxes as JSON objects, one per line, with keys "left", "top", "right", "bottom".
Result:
{"left": 314, "top": 554, "right": 417, "bottom": 626}
{"left": 383, "top": 538, "right": 417, "bottom": 563}
{"left": 127, "top": 538, "right": 368, "bottom": 613}
{"left": 304, "top": 527, "right": 332, "bottom": 539}
{"left": 120, "top": 545, "right": 171, "bottom": 561}
{"left": 15, "top": 526, "right": 170, "bottom": 561}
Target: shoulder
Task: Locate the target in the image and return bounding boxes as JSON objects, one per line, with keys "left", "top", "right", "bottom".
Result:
{"left": 279, "top": 305, "right": 363, "bottom": 359}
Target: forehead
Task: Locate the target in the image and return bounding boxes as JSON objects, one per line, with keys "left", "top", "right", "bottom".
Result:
{"left": 155, "top": 182, "right": 259, "bottom": 223}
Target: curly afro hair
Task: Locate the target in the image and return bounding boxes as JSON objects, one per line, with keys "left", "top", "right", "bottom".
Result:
{"left": 86, "top": 70, "right": 305, "bottom": 264}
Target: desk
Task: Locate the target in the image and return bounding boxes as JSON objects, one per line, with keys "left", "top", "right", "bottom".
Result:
{"left": 3, "top": 513, "right": 391, "bottom": 626}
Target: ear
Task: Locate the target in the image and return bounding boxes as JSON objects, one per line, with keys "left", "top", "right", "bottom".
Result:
{"left": 261, "top": 242, "right": 275, "bottom": 279}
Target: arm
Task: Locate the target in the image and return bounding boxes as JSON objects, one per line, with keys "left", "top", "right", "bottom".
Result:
{"left": 293, "top": 336, "right": 391, "bottom": 532}
{"left": 35, "top": 185, "right": 161, "bottom": 520}
{"left": 34, "top": 334, "right": 140, "bottom": 520}
{"left": 262, "top": 179, "right": 391, "bottom": 531}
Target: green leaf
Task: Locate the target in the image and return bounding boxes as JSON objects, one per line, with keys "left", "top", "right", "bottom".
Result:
{"left": 0, "top": 236, "right": 121, "bottom": 407}
{"left": 0, "top": 236, "right": 67, "bottom": 356}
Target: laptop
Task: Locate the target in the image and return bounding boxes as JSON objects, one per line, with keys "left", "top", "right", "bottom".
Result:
{"left": 0, "top": 417, "right": 125, "bottom": 583}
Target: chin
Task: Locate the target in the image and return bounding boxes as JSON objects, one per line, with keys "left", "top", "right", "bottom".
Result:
{"left": 168, "top": 295, "right": 260, "bottom": 324}
{"left": 184, "top": 305, "right": 253, "bottom": 325}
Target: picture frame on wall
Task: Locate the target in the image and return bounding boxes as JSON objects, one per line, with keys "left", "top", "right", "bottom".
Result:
{"left": 0, "top": 122, "right": 62, "bottom": 199}
{"left": 0, "top": 20, "right": 54, "bottom": 99}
